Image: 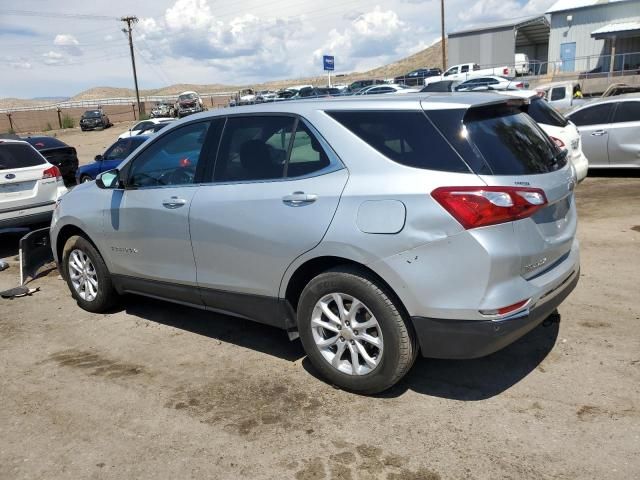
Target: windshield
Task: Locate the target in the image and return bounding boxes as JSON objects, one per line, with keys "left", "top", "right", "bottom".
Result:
{"left": 84, "top": 111, "right": 102, "bottom": 118}
{"left": 525, "top": 98, "right": 569, "bottom": 127}
{"left": 178, "top": 94, "right": 196, "bottom": 101}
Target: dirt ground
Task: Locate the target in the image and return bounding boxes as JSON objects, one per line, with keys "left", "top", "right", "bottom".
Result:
{"left": 1, "top": 173, "right": 639, "bottom": 480}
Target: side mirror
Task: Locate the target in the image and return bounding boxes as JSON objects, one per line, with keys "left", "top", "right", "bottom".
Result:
{"left": 96, "top": 169, "right": 121, "bottom": 190}
{"left": 95, "top": 154, "right": 103, "bottom": 161}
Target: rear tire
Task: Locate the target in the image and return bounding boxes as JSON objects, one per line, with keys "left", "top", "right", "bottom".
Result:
{"left": 297, "top": 266, "right": 418, "bottom": 394}
{"left": 80, "top": 175, "right": 93, "bottom": 183}
{"left": 62, "top": 235, "right": 118, "bottom": 313}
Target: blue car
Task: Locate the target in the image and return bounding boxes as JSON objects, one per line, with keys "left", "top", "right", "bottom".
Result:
{"left": 76, "top": 135, "right": 150, "bottom": 184}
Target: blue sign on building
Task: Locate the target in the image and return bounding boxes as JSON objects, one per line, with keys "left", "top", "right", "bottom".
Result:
{"left": 323, "top": 55, "right": 335, "bottom": 71}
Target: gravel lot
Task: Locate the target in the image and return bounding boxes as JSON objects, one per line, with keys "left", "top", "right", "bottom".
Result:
{"left": 1, "top": 139, "right": 639, "bottom": 479}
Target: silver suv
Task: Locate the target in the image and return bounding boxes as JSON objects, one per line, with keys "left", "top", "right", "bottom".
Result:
{"left": 51, "top": 94, "right": 580, "bottom": 393}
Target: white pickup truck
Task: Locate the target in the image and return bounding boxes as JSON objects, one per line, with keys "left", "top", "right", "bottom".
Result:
{"left": 424, "top": 63, "right": 516, "bottom": 86}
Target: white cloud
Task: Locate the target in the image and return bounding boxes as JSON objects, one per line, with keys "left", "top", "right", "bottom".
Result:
{"left": 53, "top": 33, "right": 82, "bottom": 57}
{"left": 53, "top": 34, "right": 79, "bottom": 46}
{"left": 313, "top": 7, "right": 427, "bottom": 72}
{"left": 42, "top": 51, "right": 65, "bottom": 65}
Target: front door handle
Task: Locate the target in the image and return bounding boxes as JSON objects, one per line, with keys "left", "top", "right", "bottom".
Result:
{"left": 162, "top": 196, "right": 187, "bottom": 209}
{"left": 591, "top": 130, "right": 608, "bottom": 136}
{"left": 282, "top": 191, "right": 318, "bottom": 207}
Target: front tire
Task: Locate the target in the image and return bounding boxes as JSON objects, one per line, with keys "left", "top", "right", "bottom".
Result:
{"left": 297, "top": 267, "right": 418, "bottom": 394}
{"left": 79, "top": 175, "right": 93, "bottom": 183}
{"left": 62, "top": 235, "right": 118, "bottom": 313}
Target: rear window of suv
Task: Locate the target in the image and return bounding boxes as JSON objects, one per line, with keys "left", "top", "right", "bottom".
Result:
{"left": 425, "top": 104, "right": 567, "bottom": 175}
{"left": 327, "top": 110, "right": 470, "bottom": 173}
{"left": 461, "top": 104, "right": 566, "bottom": 175}
{"left": 0, "top": 143, "right": 46, "bottom": 170}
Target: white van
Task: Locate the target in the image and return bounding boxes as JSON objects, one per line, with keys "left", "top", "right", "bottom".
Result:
{"left": 515, "top": 53, "right": 530, "bottom": 75}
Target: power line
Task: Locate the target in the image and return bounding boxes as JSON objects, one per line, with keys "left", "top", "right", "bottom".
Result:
{"left": 3, "top": 9, "right": 116, "bottom": 21}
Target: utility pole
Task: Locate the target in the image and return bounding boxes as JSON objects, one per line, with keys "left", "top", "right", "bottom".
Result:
{"left": 440, "top": 0, "right": 446, "bottom": 71}
{"left": 121, "top": 16, "right": 142, "bottom": 116}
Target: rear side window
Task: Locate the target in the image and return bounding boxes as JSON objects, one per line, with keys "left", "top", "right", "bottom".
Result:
{"left": 525, "top": 98, "right": 569, "bottom": 127}
{"left": 463, "top": 105, "right": 566, "bottom": 175}
{"left": 550, "top": 88, "right": 565, "bottom": 101}
{"left": 215, "top": 116, "right": 294, "bottom": 182}
{"left": 0, "top": 143, "right": 46, "bottom": 170}
{"left": 568, "top": 103, "right": 614, "bottom": 126}
{"left": 612, "top": 101, "right": 640, "bottom": 123}
{"left": 327, "top": 111, "right": 469, "bottom": 173}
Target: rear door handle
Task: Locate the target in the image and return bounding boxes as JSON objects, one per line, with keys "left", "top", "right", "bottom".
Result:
{"left": 282, "top": 191, "right": 318, "bottom": 207}
{"left": 591, "top": 130, "right": 607, "bottom": 136}
{"left": 162, "top": 196, "right": 187, "bottom": 209}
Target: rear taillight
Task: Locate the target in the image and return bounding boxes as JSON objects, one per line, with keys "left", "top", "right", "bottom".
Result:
{"left": 549, "top": 136, "right": 565, "bottom": 149}
{"left": 503, "top": 68, "right": 509, "bottom": 75}
{"left": 431, "top": 186, "right": 548, "bottom": 229}
{"left": 42, "top": 165, "right": 61, "bottom": 180}
{"left": 515, "top": 82, "right": 524, "bottom": 88}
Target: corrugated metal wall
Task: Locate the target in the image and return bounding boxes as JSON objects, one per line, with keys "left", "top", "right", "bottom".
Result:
{"left": 448, "top": 28, "right": 515, "bottom": 67}
{"left": 548, "top": 0, "right": 640, "bottom": 67}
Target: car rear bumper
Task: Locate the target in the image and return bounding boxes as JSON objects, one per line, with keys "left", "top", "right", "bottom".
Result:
{"left": 0, "top": 210, "right": 53, "bottom": 229}
{"left": 411, "top": 267, "right": 579, "bottom": 359}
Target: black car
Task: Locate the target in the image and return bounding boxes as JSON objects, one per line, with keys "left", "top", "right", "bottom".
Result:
{"left": 394, "top": 68, "right": 442, "bottom": 87}
{"left": 347, "top": 79, "right": 386, "bottom": 93}
{"left": 296, "top": 87, "right": 343, "bottom": 98}
{"left": 22, "top": 136, "right": 78, "bottom": 185}
{"left": 420, "top": 80, "right": 462, "bottom": 92}
{"left": 80, "top": 109, "right": 111, "bottom": 131}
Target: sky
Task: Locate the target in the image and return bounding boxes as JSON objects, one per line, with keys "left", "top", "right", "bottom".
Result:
{"left": 0, "top": 0, "right": 557, "bottom": 98}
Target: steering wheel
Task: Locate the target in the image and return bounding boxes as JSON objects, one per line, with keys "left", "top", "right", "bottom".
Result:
{"left": 159, "top": 167, "right": 195, "bottom": 185}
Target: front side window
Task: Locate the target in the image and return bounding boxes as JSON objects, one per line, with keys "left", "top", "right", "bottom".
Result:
{"left": 104, "top": 137, "right": 147, "bottom": 161}
{"left": 568, "top": 103, "right": 614, "bottom": 126}
{"left": 128, "top": 121, "right": 210, "bottom": 187}
{"left": 461, "top": 65, "right": 469, "bottom": 73}
{"left": 612, "top": 101, "right": 640, "bottom": 123}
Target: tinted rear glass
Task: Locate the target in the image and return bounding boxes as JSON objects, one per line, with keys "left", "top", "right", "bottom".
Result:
{"left": 525, "top": 98, "right": 569, "bottom": 127}
{"left": 84, "top": 111, "right": 102, "bottom": 118}
{"left": 463, "top": 105, "right": 566, "bottom": 175}
{"left": 327, "top": 111, "right": 469, "bottom": 173}
{"left": 0, "top": 143, "right": 46, "bottom": 170}
{"left": 23, "top": 136, "right": 67, "bottom": 150}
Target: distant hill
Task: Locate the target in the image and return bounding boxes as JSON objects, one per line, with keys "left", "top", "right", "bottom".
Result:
{"left": 2, "top": 41, "right": 445, "bottom": 107}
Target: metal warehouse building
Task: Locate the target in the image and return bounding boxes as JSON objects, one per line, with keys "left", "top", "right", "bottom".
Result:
{"left": 446, "top": 0, "right": 640, "bottom": 76}
{"left": 447, "top": 15, "right": 551, "bottom": 70}
{"left": 547, "top": 0, "right": 640, "bottom": 73}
